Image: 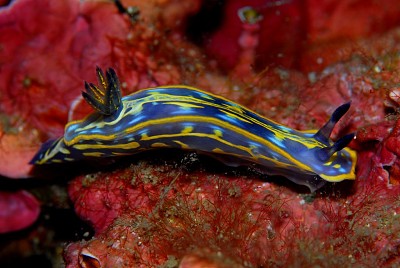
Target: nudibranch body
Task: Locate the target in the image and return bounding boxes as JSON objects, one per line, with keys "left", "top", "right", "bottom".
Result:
{"left": 31, "top": 67, "right": 357, "bottom": 191}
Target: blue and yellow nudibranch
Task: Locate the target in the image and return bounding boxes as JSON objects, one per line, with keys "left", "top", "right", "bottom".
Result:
{"left": 30, "top": 67, "right": 357, "bottom": 191}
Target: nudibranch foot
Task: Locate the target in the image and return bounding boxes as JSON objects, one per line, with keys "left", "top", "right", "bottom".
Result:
{"left": 30, "top": 67, "right": 357, "bottom": 192}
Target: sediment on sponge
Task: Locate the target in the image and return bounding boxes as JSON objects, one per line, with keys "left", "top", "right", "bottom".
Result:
{"left": 66, "top": 155, "right": 400, "bottom": 266}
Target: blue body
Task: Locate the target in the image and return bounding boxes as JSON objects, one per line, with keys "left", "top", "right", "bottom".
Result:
{"left": 30, "top": 68, "right": 357, "bottom": 192}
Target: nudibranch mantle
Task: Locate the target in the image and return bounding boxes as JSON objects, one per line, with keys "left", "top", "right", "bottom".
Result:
{"left": 31, "top": 67, "right": 357, "bottom": 192}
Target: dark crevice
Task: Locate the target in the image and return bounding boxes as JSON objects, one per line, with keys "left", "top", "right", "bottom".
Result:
{"left": 185, "top": 0, "right": 226, "bottom": 45}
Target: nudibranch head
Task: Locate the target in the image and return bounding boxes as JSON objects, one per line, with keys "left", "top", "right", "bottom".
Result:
{"left": 309, "top": 102, "right": 357, "bottom": 183}
{"left": 30, "top": 67, "right": 357, "bottom": 192}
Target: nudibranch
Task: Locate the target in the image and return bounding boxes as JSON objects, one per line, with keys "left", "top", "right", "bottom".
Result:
{"left": 30, "top": 67, "right": 357, "bottom": 191}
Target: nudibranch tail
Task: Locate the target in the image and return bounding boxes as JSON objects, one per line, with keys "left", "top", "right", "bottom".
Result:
{"left": 314, "top": 102, "right": 351, "bottom": 143}
{"left": 82, "top": 66, "right": 122, "bottom": 115}
{"left": 29, "top": 138, "right": 66, "bottom": 165}
{"left": 29, "top": 139, "right": 57, "bottom": 164}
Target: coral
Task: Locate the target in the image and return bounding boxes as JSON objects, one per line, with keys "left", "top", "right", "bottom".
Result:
{"left": 0, "top": 121, "right": 39, "bottom": 178}
{"left": 0, "top": 190, "right": 40, "bottom": 233}
{"left": 356, "top": 118, "right": 400, "bottom": 185}
{"left": 204, "top": 0, "right": 400, "bottom": 72}
{"left": 64, "top": 154, "right": 400, "bottom": 266}
{"left": 65, "top": 159, "right": 302, "bottom": 266}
